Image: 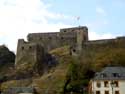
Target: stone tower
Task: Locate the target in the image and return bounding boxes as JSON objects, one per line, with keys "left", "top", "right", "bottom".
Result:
{"left": 76, "top": 26, "right": 88, "bottom": 52}
{"left": 60, "top": 26, "right": 88, "bottom": 51}
{"left": 15, "top": 39, "right": 46, "bottom": 74}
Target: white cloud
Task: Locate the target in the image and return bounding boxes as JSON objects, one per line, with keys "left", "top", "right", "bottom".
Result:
{"left": 96, "top": 7, "right": 107, "bottom": 16}
{"left": 0, "top": 0, "right": 73, "bottom": 52}
{"left": 0, "top": 0, "right": 116, "bottom": 52}
{"left": 87, "top": 22, "right": 115, "bottom": 40}
{"left": 89, "top": 31, "right": 114, "bottom": 40}
{"left": 86, "top": 19, "right": 109, "bottom": 31}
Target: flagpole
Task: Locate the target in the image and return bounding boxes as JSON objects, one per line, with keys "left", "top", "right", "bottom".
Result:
{"left": 76, "top": 16, "right": 80, "bottom": 27}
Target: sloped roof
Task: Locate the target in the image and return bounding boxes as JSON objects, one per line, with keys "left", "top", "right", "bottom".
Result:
{"left": 3, "top": 87, "right": 34, "bottom": 94}
{"left": 93, "top": 67, "right": 125, "bottom": 80}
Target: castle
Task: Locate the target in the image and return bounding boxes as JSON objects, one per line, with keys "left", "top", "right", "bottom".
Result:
{"left": 15, "top": 26, "right": 88, "bottom": 73}
{"left": 15, "top": 26, "right": 125, "bottom": 73}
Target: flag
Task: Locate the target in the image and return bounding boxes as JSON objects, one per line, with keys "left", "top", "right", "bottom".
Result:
{"left": 77, "top": 16, "right": 80, "bottom": 20}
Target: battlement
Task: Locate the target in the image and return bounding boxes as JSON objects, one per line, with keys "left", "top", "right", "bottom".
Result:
{"left": 27, "top": 26, "right": 88, "bottom": 42}
{"left": 60, "top": 26, "right": 88, "bottom": 32}
{"left": 25, "top": 26, "right": 88, "bottom": 51}
{"left": 27, "top": 32, "right": 59, "bottom": 42}
{"left": 85, "top": 36, "right": 125, "bottom": 45}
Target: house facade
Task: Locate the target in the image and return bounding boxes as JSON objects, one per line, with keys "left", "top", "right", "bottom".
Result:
{"left": 89, "top": 67, "right": 125, "bottom": 94}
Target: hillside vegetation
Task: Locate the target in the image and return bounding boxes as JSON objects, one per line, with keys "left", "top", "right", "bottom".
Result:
{"left": 1, "top": 44, "right": 125, "bottom": 94}
{"left": 32, "top": 45, "right": 125, "bottom": 94}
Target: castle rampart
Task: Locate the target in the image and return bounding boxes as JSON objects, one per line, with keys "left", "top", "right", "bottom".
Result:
{"left": 79, "top": 37, "right": 125, "bottom": 57}
{"left": 15, "top": 26, "right": 125, "bottom": 75}
{"left": 26, "top": 26, "right": 88, "bottom": 51}
{"left": 15, "top": 26, "right": 88, "bottom": 73}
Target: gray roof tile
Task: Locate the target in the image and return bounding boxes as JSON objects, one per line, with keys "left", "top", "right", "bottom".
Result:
{"left": 93, "top": 67, "right": 125, "bottom": 80}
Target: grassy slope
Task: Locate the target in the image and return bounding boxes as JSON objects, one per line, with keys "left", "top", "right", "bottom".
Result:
{"left": 1, "top": 46, "right": 71, "bottom": 93}
{"left": 32, "top": 46, "right": 71, "bottom": 94}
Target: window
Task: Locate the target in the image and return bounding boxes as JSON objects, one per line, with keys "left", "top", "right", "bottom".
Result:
{"left": 113, "top": 73, "right": 120, "bottom": 77}
{"left": 104, "top": 81, "right": 109, "bottom": 87}
{"left": 115, "top": 91, "right": 120, "bottom": 94}
{"left": 49, "top": 37, "right": 52, "bottom": 39}
{"left": 96, "top": 82, "right": 101, "bottom": 88}
{"left": 105, "top": 91, "right": 109, "bottom": 94}
{"left": 29, "top": 46, "right": 32, "bottom": 49}
{"left": 21, "top": 46, "right": 24, "bottom": 50}
{"left": 73, "top": 49, "right": 76, "bottom": 52}
{"left": 114, "top": 81, "right": 119, "bottom": 87}
{"left": 64, "top": 30, "right": 67, "bottom": 32}
{"left": 84, "top": 36, "right": 87, "bottom": 41}
{"left": 61, "top": 37, "right": 64, "bottom": 39}
{"left": 101, "top": 73, "right": 107, "bottom": 78}
{"left": 96, "top": 91, "right": 100, "bottom": 94}
{"left": 39, "top": 37, "right": 42, "bottom": 40}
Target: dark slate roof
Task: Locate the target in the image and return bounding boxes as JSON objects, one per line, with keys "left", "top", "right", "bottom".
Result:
{"left": 93, "top": 67, "right": 125, "bottom": 80}
{"left": 3, "top": 87, "right": 34, "bottom": 94}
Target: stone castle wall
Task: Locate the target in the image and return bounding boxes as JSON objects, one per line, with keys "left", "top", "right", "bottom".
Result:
{"left": 76, "top": 36, "right": 125, "bottom": 58}
{"left": 15, "top": 39, "right": 45, "bottom": 74}
{"left": 15, "top": 26, "right": 88, "bottom": 73}
{"left": 27, "top": 26, "right": 88, "bottom": 51}
{"left": 15, "top": 26, "right": 125, "bottom": 74}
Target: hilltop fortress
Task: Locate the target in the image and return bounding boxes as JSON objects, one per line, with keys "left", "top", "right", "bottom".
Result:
{"left": 15, "top": 26, "right": 125, "bottom": 74}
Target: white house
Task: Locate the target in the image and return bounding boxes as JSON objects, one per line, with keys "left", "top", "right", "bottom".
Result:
{"left": 89, "top": 67, "right": 125, "bottom": 94}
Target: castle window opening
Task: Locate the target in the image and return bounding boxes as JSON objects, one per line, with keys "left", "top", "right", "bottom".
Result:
{"left": 64, "top": 30, "right": 67, "bottom": 32}
{"left": 84, "top": 36, "right": 87, "bottom": 41}
{"left": 29, "top": 46, "right": 32, "bottom": 49}
{"left": 39, "top": 37, "right": 42, "bottom": 40}
{"left": 49, "top": 37, "right": 52, "bottom": 39}
{"left": 21, "top": 46, "right": 24, "bottom": 50}
{"left": 61, "top": 37, "right": 64, "bottom": 40}
{"left": 73, "top": 49, "right": 76, "bottom": 52}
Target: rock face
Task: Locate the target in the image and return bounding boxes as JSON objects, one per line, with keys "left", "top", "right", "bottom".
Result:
{"left": 0, "top": 45, "right": 15, "bottom": 66}
{"left": 0, "top": 45, "right": 15, "bottom": 75}
{"left": 0, "top": 45, "right": 15, "bottom": 88}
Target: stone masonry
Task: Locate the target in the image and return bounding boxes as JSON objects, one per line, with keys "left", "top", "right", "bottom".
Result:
{"left": 15, "top": 26, "right": 125, "bottom": 74}
{"left": 15, "top": 26, "right": 88, "bottom": 73}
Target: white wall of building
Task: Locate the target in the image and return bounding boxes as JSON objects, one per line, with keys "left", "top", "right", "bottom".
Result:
{"left": 91, "top": 80, "right": 125, "bottom": 94}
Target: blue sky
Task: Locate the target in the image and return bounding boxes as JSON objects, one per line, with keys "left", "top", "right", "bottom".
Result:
{"left": 0, "top": 0, "right": 125, "bottom": 52}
